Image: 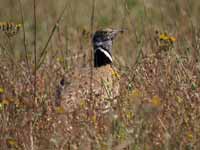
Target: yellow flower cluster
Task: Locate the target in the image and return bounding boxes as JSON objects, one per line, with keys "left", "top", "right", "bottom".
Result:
{"left": 0, "top": 22, "right": 21, "bottom": 37}
{"left": 155, "top": 30, "right": 176, "bottom": 52}
{"left": 159, "top": 33, "right": 176, "bottom": 43}
{"left": 0, "top": 88, "right": 23, "bottom": 110}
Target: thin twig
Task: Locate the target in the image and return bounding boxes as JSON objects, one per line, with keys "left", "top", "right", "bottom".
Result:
{"left": 30, "top": 0, "right": 37, "bottom": 150}
{"left": 33, "top": 0, "right": 37, "bottom": 105}
{"left": 30, "top": 119, "right": 34, "bottom": 150}
{"left": 89, "top": 0, "right": 95, "bottom": 104}
{"left": 18, "top": 0, "right": 30, "bottom": 72}
{"left": 37, "top": 3, "right": 68, "bottom": 69}
{"left": 123, "top": 0, "right": 143, "bottom": 70}
{"left": 185, "top": 0, "right": 199, "bottom": 61}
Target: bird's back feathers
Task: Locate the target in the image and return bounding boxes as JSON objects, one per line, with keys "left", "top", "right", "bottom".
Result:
{"left": 55, "top": 65, "right": 120, "bottom": 112}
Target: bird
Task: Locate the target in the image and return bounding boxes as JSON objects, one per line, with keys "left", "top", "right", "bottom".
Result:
{"left": 55, "top": 28, "right": 124, "bottom": 112}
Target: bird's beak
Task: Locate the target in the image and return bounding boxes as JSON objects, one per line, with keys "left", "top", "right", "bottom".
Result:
{"left": 110, "top": 29, "right": 125, "bottom": 40}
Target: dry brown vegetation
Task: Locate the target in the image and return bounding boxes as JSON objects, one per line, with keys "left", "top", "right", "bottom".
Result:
{"left": 0, "top": 0, "right": 200, "bottom": 149}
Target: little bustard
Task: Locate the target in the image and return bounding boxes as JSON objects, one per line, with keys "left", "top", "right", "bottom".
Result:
{"left": 55, "top": 28, "right": 123, "bottom": 112}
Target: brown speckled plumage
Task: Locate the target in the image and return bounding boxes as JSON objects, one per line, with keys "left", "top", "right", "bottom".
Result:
{"left": 57, "top": 65, "right": 120, "bottom": 112}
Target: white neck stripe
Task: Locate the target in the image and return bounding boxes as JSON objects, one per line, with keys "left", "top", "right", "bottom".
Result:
{"left": 96, "top": 47, "right": 112, "bottom": 62}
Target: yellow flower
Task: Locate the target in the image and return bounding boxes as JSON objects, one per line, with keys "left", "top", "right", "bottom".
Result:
{"left": 151, "top": 96, "right": 161, "bottom": 107}
{"left": 187, "top": 132, "right": 193, "bottom": 140}
{"left": 0, "top": 22, "right": 6, "bottom": 31}
{"left": 7, "top": 138, "right": 18, "bottom": 148}
{"left": 16, "top": 24, "right": 22, "bottom": 29}
{"left": 111, "top": 69, "right": 120, "bottom": 79}
{"left": 0, "top": 87, "right": 4, "bottom": 93}
{"left": 159, "top": 32, "right": 176, "bottom": 43}
{"left": 7, "top": 139, "right": 17, "bottom": 145}
{"left": 169, "top": 36, "right": 176, "bottom": 42}
{"left": 159, "top": 34, "right": 169, "bottom": 41}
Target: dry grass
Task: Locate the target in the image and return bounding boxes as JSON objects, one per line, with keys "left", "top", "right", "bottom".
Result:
{"left": 0, "top": 0, "right": 200, "bottom": 149}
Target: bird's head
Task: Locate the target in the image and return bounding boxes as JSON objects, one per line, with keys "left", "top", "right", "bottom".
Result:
{"left": 93, "top": 28, "right": 123, "bottom": 67}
